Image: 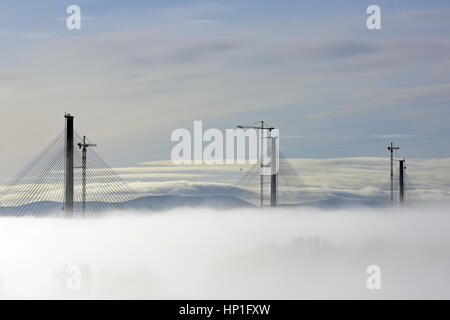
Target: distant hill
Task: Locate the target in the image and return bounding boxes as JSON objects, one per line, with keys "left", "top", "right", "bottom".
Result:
{"left": 0, "top": 192, "right": 391, "bottom": 216}
{"left": 128, "top": 195, "right": 253, "bottom": 211}
{"left": 0, "top": 195, "right": 254, "bottom": 216}
{"left": 297, "top": 191, "right": 389, "bottom": 209}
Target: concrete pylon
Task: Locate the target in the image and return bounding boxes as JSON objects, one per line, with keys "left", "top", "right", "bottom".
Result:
{"left": 64, "top": 113, "right": 74, "bottom": 218}
{"left": 270, "top": 134, "right": 278, "bottom": 207}
{"left": 399, "top": 159, "right": 406, "bottom": 204}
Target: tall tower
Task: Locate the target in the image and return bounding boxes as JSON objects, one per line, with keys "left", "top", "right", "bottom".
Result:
{"left": 387, "top": 142, "right": 399, "bottom": 204}
{"left": 64, "top": 113, "right": 74, "bottom": 218}
{"left": 399, "top": 159, "right": 406, "bottom": 204}
{"left": 237, "top": 121, "right": 277, "bottom": 207}
{"left": 78, "top": 136, "right": 97, "bottom": 216}
{"left": 270, "top": 133, "right": 278, "bottom": 207}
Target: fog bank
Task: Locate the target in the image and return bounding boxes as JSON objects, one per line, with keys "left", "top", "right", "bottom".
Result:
{"left": 0, "top": 205, "right": 449, "bottom": 299}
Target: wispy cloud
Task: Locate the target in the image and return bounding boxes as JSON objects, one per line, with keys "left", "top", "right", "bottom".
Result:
{"left": 281, "top": 135, "right": 304, "bottom": 140}
{"left": 311, "top": 40, "right": 380, "bottom": 59}
{"left": 186, "top": 19, "right": 222, "bottom": 27}
{"left": 372, "top": 134, "right": 430, "bottom": 139}
{"left": 110, "top": 157, "right": 450, "bottom": 203}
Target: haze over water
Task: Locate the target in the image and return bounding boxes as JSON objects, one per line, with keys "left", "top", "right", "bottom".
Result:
{"left": 0, "top": 205, "right": 449, "bottom": 299}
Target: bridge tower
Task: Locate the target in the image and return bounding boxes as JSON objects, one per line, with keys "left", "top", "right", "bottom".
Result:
{"left": 270, "top": 133, "right": 278, "bottom": 207}
{"left": 64, "top": 113, "right": 74, "bottom": 218}
{"left": 237, "top": 121, "right": 278, "bottom": 207}
{"left": 387, "top": 142, "right": 400, "bottom": 204}
{"left": 399, "top": 159, "right": 406, "bottom": 204}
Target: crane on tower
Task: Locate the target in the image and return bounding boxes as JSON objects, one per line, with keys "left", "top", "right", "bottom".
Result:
{"left": 78, "top": 136, "right": 97, "bottom": 216}
{"left": 237, "top": 121, "right": 277, "bottom": 207}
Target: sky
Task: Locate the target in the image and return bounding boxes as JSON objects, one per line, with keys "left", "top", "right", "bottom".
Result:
{"left": 1, "top": 0, "right": 450, "bottom": 181}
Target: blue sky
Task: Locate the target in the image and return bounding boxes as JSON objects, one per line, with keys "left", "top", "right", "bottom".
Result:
{"left": 1, "top": 1, "right": 450, "bottom": 177}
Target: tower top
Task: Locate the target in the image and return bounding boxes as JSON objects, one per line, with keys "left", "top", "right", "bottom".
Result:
{"left": 387, "top": 142, "right": 399, "bottom": 152}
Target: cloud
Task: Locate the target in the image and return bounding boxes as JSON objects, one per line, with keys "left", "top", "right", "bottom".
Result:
{"left": 165, "top": 40, "right": 241, "bottom": 63}
{"left": 281, "top": 135, "right": 304, "bottom": 140}
{"left": 186, "top": 19, "right": 222, "bottom": 27}
{"left": 312, "top": 40, "right": 380, "bottom": 59}
{"left": 2, "top": 156, "right": 449, "bottom": 209}
{"left": 1, "top": 206, "right": 450, "bottom": 298}
{"left": 128, "top": 180, "right": 240, "bottom": 196}
{"left": 116, "top": 157, "right": 450, "bottom": 204}
{"left": 372, "top": 134, "right": 430, "bottom": 139}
